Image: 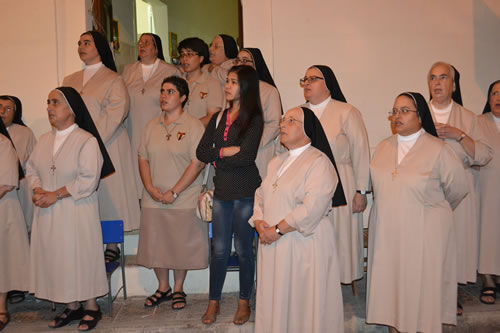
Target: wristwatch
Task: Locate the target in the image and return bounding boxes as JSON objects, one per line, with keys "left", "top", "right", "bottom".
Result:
{"left": 275, "top": 224, "right": 284, "bottom": 236}
{"left": 56, "top": 192, "right": 62, "bottom": 200}
{"left": 171, "top": 190, "right": 179, "bottom": 199}
{"left": 356, "top": 190, "right": 367, "bottom": 195}
{"left": 457, "top": 133, "right": 466, "bottom": 143}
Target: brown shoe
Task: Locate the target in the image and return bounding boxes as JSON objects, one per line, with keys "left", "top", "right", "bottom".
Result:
{"left": 201, "top": 300, "right": 220, "bottom": 325}
{"left": 233, "top": 299, "right": 251, "bottom": 325}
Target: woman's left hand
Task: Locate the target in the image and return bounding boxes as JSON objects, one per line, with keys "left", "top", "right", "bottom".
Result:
{"left": 33, "top": 191, "right": 58, "bottom": 208}
{"left": 161, "top": 190, "right": 176, "bottom": 205}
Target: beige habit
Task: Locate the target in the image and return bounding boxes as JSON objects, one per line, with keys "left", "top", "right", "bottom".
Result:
{"left": 183, "top": 71, "right": 225, "bottom": 120}
{"left": 202, "top": 59, "right": 234, "bottom": 89}
{"left": 429, "top": 102, "right": 492, "bottom": 283}
{"left": 8, "top": 123, "right": 36, "bottom": 231}
{"left": 255, "top": 81, "right": 281, "bottom": 178}
{"left": 477, "top": 113, "right": 500, "bottom": 275}
{"left": 122, "top": 60, "right": 180, "bottom": 196}
{"left": 367, "top": 132, "right": 468, "bottom": 332}
{"left": 304, "top": 99, "right": 370, "bottom": 283}
{"left": 249, "top": 146, "right": 344, "bottom": 333}
{"left": 136, "top": 112, "right": 208, "bottom": 269}
{"left": 63, "top": 66, "right": 140, "bottom": 231}
{"left": 0, "top": 134, "right": 30, "bottom": 292}
{"left": 26, "top": 128, "right": 108, "bottom": 302}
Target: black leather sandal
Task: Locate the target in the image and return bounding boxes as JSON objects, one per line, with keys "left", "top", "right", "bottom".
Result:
{"left": 104, "top": 248, "right": 120, "bottom": 263}
{"left": 77, "top": 307, "right": 102, "bottom": 331}
{"left": 0, "top": 312, "right": 10, "bottom": 332}
{"left": 48, "top": 305, "right": 85, "bottom": 329}
{"left": 480, "top": 287, "right": 496, "bottom": 305}
{"left": 7, "top": 290, "right": 25, "bottom": 304}
{"left": 144, "top": 288, "right": 172, "bottom": 307}
{"left": 172, "top": 291, "right": 187, "bottom": 310}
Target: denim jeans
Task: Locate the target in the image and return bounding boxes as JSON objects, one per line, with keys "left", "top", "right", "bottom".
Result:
{"left": 209, "top": 197, "right": 255, "bottom": 300}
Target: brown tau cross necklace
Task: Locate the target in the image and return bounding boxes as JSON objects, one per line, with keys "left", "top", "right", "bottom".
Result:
{"left": 165, "top": 123, "right": 177, "bottom": 140}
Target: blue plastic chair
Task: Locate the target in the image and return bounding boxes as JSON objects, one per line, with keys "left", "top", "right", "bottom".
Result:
{"left": 101, "top": 220, "right": 127, "bottom": 316}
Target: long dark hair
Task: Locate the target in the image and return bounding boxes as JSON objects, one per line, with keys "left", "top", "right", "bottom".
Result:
{"left": 228, "top": 65, "right": 263, "bottom": 138}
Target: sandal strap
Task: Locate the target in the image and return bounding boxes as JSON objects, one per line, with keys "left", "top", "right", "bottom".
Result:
{"left": 104, "top": 248, "right": 120, "bottom": 259}
{"left": 481, "top": 287, "right": 497, "bottom": 298}
{"left": 172, "top": 291, "right": 186, "bottom": 298}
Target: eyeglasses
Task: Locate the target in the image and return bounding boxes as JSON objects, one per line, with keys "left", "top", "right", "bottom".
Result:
{"left": 138, "top": 41, "right": 153, "bottom": 47}
{"left": 388, "top": 108, "right": 417, "bottom": 116}
{"left": 299, "top": 76, "right": 324, "bottom": 87}
{"left": 490, "top": 91, "right": 500, "bottom": 97}
{"left": 279, "top": 117, "right": 303, "bottom": 126}
{"left": 179, "top": 52, "right": 199, "bottom": 59}
{"left": 233, "top": 58, "right": 253, "bottom": 65}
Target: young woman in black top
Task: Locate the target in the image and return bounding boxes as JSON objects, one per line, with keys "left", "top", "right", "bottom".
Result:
{"left": 197, "top": 65, "right": 263, "bottom": 325}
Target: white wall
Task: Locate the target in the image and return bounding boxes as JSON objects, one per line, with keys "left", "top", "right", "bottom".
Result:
{"left": 113, "top": 0, "right": 137, "bottom": 73}
{"left": 0, "top": 0, "right": 91, "bottom": 137}
{"left": 243, "top": 0, "right": 500, "bottom": 147}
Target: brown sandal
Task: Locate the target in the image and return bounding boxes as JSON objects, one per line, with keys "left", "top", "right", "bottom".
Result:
{"left": 0, "top": 312, "right": 10, "bottom": 332}
{"left": 233, "top": 300, "right": 251, "bottom": 325}
{"left": 201, "top": 301, "right": 220, "bottom": 325}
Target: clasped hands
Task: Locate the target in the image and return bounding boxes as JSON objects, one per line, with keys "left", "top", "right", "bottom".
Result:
{"left": 147, "top": 186, "right": 176, "bottom": 205}
{"left": 435, "top": 123, "right": 463, "bottom": 141}
{"left": 32, "top": 187, "right": 58, "bottom": 208}
{"left": 254, "top": 220, "right": 281, "bottom": 246}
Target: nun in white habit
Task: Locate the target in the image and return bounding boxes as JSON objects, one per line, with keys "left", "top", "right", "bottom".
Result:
{"left": 249, "top": 107, "right": 345, "bottom": 333}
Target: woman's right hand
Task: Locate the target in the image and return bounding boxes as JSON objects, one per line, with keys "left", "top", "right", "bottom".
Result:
{"left": 147, "top": 186, "right": 164, "bottom": 202}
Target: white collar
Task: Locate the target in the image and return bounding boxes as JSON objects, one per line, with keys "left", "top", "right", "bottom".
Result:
{"left": 84, "top": 62, "right": 103, "bottom": 70}
{"left": 56, "top": 123, "right": 78, "bottom": 136}
{"left": 431, "top": 100, "right": 453, "bottom": 112}
{"left": 492, "top": 114, "right": 500, "bottom": 123}
{"left": 397, "top": 128, "right": 424, "bottom": 142}
{"left": 309, "top": 96, "right": 331, "bottom": 110}
{"left": 288, "top": 142, "right": 311, "bottom": 156}
{"left": 141, "top": 58, "right": 159, "bottom": 68}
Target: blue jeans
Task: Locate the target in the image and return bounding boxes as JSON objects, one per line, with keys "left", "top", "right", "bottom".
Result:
{"left": 209, "top": 197, "right": 255, "bottom": 300}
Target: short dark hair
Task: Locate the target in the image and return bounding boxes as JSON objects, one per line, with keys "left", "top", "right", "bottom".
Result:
{"left": 161, "top": 76, "right": 190, "bottom": 107}
{"left": 178, "top": 37, "right": 210, "bottom": 65}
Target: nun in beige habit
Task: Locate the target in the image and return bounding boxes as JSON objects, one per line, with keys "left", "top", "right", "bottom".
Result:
{"left": 202, "top": 34, "right": 239, "bottom": 89}
{"left": 63, "top": 31, "right": 140, "bottom": 262}
{"left": 477, "top": 79, "right": 500, "bottom": 305}
{"left": 27, "top": 87, "right": 114, "bottom": 331}
{"left": 300, "top": 65, "right": 371, "bottom": 285}
{"left": 234, "top": 48, "right": 282, "bottom": 178}
{"left": 250, "top": 107, "right": 346, "bottom": 333}
{"left": 427, "top": 63, "right": 492, "bottom": 306}
{"left": 0, "top": 95, "right": 36, "bottom": 232}
{"left": 122, "top": 33, "right": 180, "bottom": 196}
{"left": 178, "top": 37, "right": 225, "bottom": 127}
{"left": 367, "top": 92, "right": 468, "bottom": 333}
{"left": 0, "top": 120, "right": 29, "bottom": 332}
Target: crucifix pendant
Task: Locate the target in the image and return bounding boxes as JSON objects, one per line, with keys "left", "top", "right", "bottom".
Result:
{"left": 272, "top": 182, "right": 277, "bottom": 192}
{"left": 392, "top": 169, "right": 398, "bottom": 180}
{"left": 51, "top": 164, "right": 56, "bottom": 175}
{"left": 141, "top": 88, "right": 145, "bottom": 95}
{"left": 166, "top": 133, "right": 172, "bottom": 140}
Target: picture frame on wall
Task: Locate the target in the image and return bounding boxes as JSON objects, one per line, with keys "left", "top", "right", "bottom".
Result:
{"left": 112, "top": 19, "right": 120, "bottom": 53}
{"left": 169, "top": 32, "right": 178, "bottom": 57}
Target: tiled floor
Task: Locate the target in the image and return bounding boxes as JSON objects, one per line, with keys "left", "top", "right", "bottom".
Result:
{"left": 4, "top": 277, "right": 500, "bottom": 332}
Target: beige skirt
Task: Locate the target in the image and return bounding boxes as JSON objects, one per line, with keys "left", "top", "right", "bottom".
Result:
{"left": 137, "top": 208, "right": 209, "bottom": 270}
